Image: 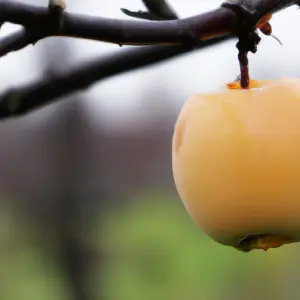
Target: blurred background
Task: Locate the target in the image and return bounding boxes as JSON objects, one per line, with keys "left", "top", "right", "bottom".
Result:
{"left": 1, "top": 1, "right": 300, "bottom": 299}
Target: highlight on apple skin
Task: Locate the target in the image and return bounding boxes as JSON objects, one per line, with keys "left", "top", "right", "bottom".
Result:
{"left": 172, "top": 78, "right": 300, "bottom": 252}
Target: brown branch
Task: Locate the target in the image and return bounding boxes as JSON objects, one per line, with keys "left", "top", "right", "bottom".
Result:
{"left": 0, "top": 0, "right": 295, "bottom": 62}
{"left": 0, "top": 0, "right": 296, "bottom": 58}
{"left": 0, "top": 0, "right": 179, "bottom": 57}
{"left": 0, "top": 1, "right": 237, "bottom": 49}
{"left": 0, "top": 0, "right": 177, "bottom": 58}
{"left": 0, "top": 0, "right": 297, "bottom": 118}
{"left": 0, "top": 0, "right": 294, "bottom": 61}
{"left": 0, "top": 0, "right": 297, "bottom": 45}
{"left": 0, "top": 28, "right": 42, "bottom": 57}
{"left": 0, "top": 6, "right": 235, "bottom": 58}
{"left": 0, "top": 0, "right": 235, "bottom": 120}
{"left": 0, "top": 0, "right": 67, "bottom": 57}
{"left": 0, "top": 36, "right": 233, "bottom": 119}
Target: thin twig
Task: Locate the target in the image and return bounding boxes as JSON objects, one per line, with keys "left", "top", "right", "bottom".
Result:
{"left": 141, "top": 0, "right": 178, "bottom": 19}
{"left": 121, "top": 0, "right": 178, "bottom": 20}
{"left": 0, "top": 28, "right": 43, "bottom": 57}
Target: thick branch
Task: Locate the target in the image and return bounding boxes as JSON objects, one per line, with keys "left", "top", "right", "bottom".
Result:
{"left": 0, "top": 0, "right": 296, "bottom": 43}
{"left": 0, "top": 36, "right": 233, "bottom": 119}
{"left": 0, "top": 1, "right": 237, "bottom": 46}
{"left": 0, "top": 0, "right": 297, "bottom": 118}
{"left": 0, "top": 0, "right": 179, "bottom": 58}
{"left": 0, "top": 0, "right": 234, "bottom": 120}
{"left": 0, "top": 0, "right": 296, "bottom": 57}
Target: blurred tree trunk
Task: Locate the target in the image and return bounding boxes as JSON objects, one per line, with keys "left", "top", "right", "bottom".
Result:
{"left": 39, "top": 38, "right": 102, "bottom": 300}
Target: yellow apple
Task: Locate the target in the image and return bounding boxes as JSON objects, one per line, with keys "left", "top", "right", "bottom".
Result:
{"left": 172, "top": 78, "right": 300, "bottom": 252}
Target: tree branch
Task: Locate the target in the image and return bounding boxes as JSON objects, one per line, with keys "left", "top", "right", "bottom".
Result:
{"left": 0, "top": 0, "right": 297, "bottom": 118}
{"left": 0, "top": 0, "right": 296, "bottom": 51}
{"left": 0, "top": 36, "right": 233, "bottom": 119}
{"left": 0, "top": 0, "right": 179, "bottom": 58}
{"left": 0, "top": 0, "right": 178, "bottom": 58}
{"left": 0, "top": 0, "right": 295, "bottom": 62}
{"left": 0, "top": 0, "right": 234, "bottom": 120}
{"left": 0, "top": 0, "right": 67, "bottom": 57}
{"left": 0, "top": 0, "right": 237, "bottom": 50}
{"left": 0, "top": 28, "right": 42, "bottom": 57}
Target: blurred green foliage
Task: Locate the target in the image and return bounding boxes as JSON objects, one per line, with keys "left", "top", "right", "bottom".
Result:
{"left": 95, "top": 192, "right": 300, "bottom": 300}
{"left": 0, "top": 203, "right": 70, "bottom": 300}
{"left": 1, "top": 192, "right": 300, "bottom": 300}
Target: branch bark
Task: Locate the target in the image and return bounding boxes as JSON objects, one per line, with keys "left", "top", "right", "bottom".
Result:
{"left": 0, "top": 1, "right": 237, "bottom": 48}
{"left": 0, "top": 36, "right": 233, "bottom": 119}
{"left": 0, "top": 0, "right": 180, "bottom": 58}
{"left": 0, "top": 0, "right": 234, "bottom": 119}
{"left": 0, "top": 0, "right": 296, "bottom": 53}
{"left": 0, "top": 0, "right": 297, "bottom": 119}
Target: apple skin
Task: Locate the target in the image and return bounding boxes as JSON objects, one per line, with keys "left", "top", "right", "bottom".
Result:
{"left": 172, "top": 78, "right": 300, "bottom": 249}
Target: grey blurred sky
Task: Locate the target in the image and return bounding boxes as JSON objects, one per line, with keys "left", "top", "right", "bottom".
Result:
{"left": 1, "top": 0, "right": 300, "bottom": 128}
